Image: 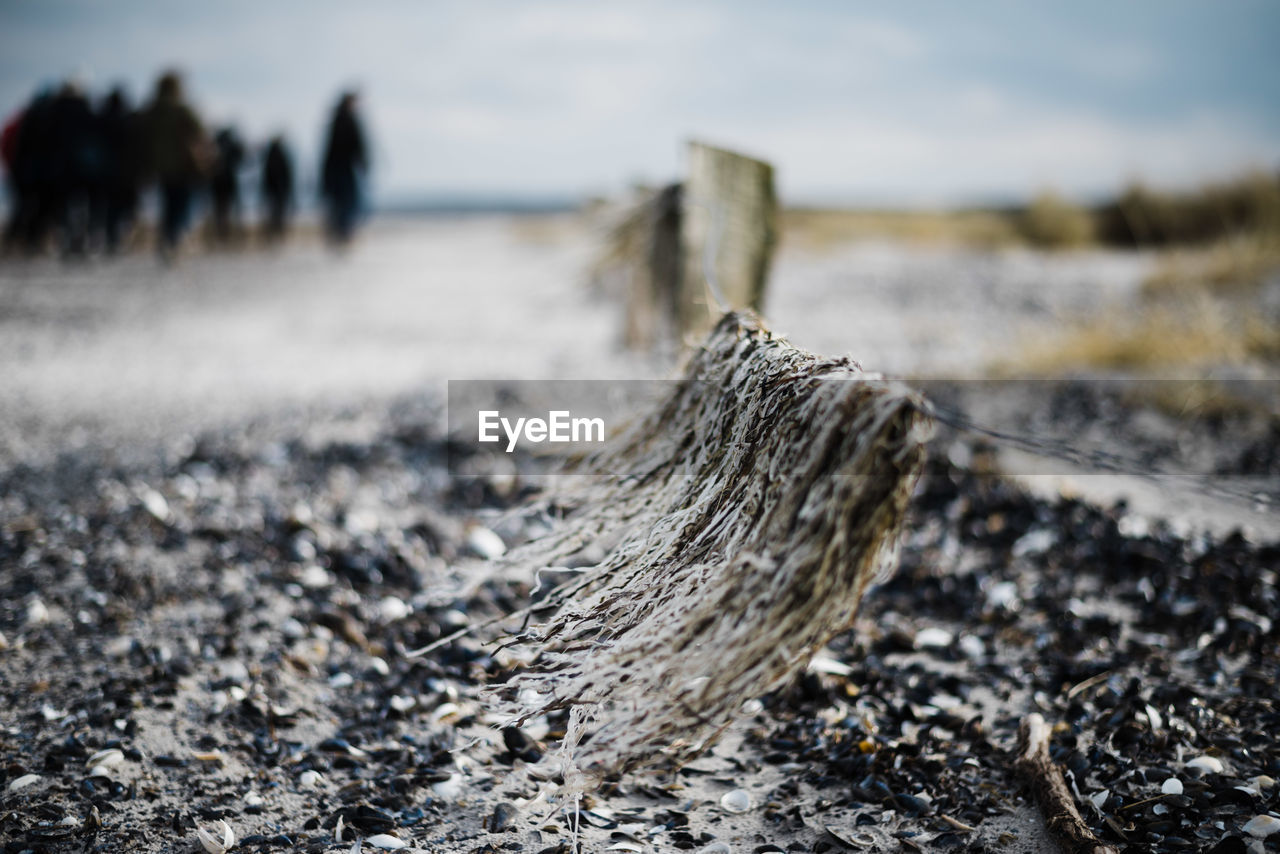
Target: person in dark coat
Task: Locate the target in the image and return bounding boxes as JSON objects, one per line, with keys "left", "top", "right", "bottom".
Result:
{"left": 319, "top": 91, "right": 367, "bottom": 245}
{"left": 3, "top": 89, "right": 58, "bottom": 253}
{"left": 142, "top": 70, "right": 210, "bottom": 259}
{"left": 95, "top": 87, "right": 141, "bottom": 254}
{"left": 46, "top": 80, "right": 99, "bottom": 257}
{"left": 260, "top": 135, "right": 294, "bottom": 243}
{"left": 209, "top": 126, "right": 246, "bottom": 244}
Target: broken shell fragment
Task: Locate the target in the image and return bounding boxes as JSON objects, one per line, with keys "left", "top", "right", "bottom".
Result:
{"left": 86, "top": 748, "right": 125, "bottom": 769}
{"left": 365, "top": 834, "right": 408, "bottom": 850}
{"left": 196, "top": 819, "right": 235, "bottom": 854}
{"left": 1185, "top": 755, "right": 1225, "bottom": 775}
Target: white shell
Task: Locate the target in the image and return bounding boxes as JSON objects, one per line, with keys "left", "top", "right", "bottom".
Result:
{"left": 25, "top": 599, "right": 50, "bottom": 626}
{"left": 1185, "top": 755, "right": 1224, "bottom": 774}
{"left": 914, "top": 628, "right": 953, "bottom": 649}
{"left": 808, "top": 657, "right": 852, "bottom": 676}
{"left": 140, "top": 488, "right": 170, "bottom": 521}
{"left": 378, "top": 596, "right": 410, "bottom": 622}
{"left": 196, "top": 819, "right": 235, "bottom": 854}
{"left": 6, "top": 773, "right": 41, "bottom": 792}
{"left": 719, "top": 789, "right": 750, "bottom": 813}
{"left": 431, "top": 702, "right": 461, "bottom": 723}
{"left": 465, "top": 526, "right": 506, "bottom": 560}
{"left": 1160, "top": 777, "right": 1183, "bottom": 795}
{"left": 958, "top": 634, "right": 985, "bottom": 659}
{"left": 1243, "top": 815, "right": 1280, "bottom": 839}
{"left": 366, "top": 834, "right": 408, "bottom": 850}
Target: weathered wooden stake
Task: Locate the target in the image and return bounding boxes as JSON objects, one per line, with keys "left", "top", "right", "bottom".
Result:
{"left": 677, "top": 141, "right": 778, "bottom": 340}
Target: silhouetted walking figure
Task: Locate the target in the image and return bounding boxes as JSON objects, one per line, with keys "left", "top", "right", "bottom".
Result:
{"left": 142, "top": 71, "right": 209, "bottom": 260}
{"left": 320, "top": 92, "right": 367, "bottom": 245}
{"left": 210, "top": 126, "right": 246, "bottom": 244}
{"left": 96, "top": 87, "right": 141, "bottom": 254}
{"left": 46, "top": 80, "right": 98, "bottom": 257}
{"left": 260, "top": 135, "right": 294, "bottom": 242}
{"left": 4, "top": 88, "right": 60, "bottom": 253}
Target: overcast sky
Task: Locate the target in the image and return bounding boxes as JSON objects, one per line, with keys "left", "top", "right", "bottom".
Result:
{"left": 2, "top": 0, "right": 1278, "bottom": 206}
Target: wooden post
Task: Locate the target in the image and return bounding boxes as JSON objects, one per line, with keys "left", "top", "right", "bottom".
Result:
{"left": 677, "top": 141, "right": 778, "bottom": 340}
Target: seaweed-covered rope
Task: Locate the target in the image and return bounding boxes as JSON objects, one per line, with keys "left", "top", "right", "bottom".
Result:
{"left": 477, "top": 310, "right": 931, "bottom": 793}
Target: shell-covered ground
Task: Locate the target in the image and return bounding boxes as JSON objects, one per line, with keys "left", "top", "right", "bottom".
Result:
{"left": 1, "top": 396, "right": 1277, "bottom": 854}
{"left": 1, "top": 218, "right": 1278, "bottom": 853}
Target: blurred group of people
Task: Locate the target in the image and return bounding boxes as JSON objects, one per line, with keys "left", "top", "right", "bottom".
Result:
{"left": 2, "top": 70, "right": 369, "bottom": 260}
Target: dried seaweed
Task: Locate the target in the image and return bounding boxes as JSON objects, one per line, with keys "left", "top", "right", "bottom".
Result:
{"left": 486, "top": 311, "right": 933, "bottom": 791}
